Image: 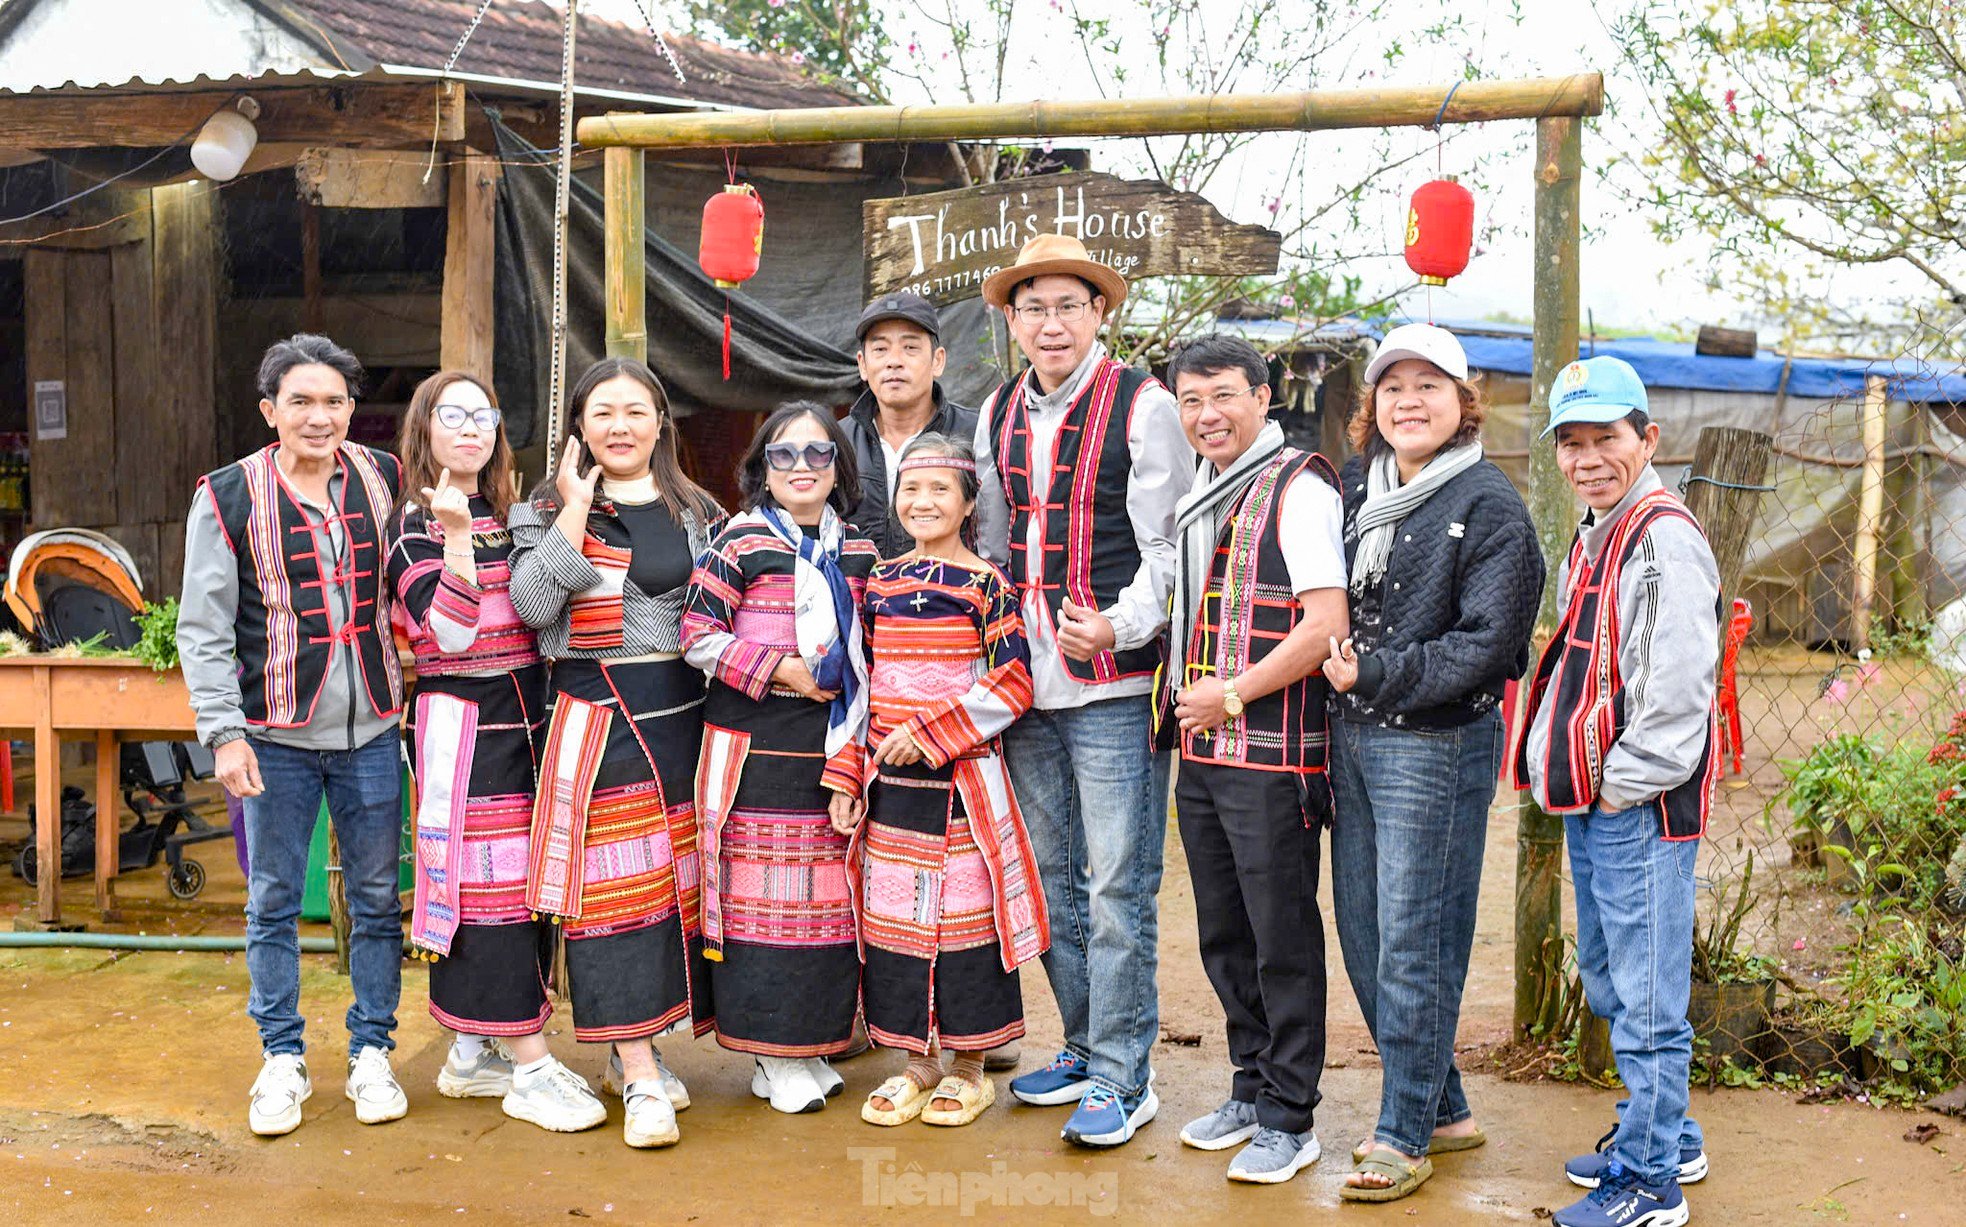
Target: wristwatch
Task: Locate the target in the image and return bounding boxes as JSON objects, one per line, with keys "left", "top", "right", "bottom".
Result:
{"left": 1222, "top": 679, "right": 1245, "bottom": 720}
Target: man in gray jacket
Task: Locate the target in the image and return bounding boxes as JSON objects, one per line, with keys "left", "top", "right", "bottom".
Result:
{"left": 178, "top": 334, "right": 409, "bottom": 1138}
{"left": 1513, "top": 356, "right": 1718, "bottom": 1227}
{"left": 840, "top": 291, "right": 976, "bottom": 557}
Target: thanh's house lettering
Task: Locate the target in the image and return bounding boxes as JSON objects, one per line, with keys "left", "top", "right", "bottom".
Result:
{"left": 864, "top": 172, "right": 1281, "bottom": 307}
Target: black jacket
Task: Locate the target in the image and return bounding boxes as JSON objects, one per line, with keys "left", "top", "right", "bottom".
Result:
{"left": 1336, "top": 454, "right": 1545, "bottom": 728}
{"left": 841, "top": 382, "right": 977, "bottom": 558}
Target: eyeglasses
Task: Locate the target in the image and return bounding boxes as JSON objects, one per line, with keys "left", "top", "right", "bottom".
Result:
{"left": 434, "top": 404, "right": 503, "bottom": 432}
{"left": 1013, "top": 300, "right": 1093, "bottom": 325}
{"left": 1176, "top": 387, "right": 1261, "bottom": 414}
{"left": 764, "top": 440, "right": 838, "bottom": 471}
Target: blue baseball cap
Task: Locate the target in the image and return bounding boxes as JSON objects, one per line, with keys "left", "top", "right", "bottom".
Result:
{"left": 1543, "top": 356, "right": 1649, "bottom": 436}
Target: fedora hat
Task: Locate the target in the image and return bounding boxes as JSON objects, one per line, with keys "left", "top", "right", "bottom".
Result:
{"left": 981, "top": 233, "right": 1129, "bottom": 312}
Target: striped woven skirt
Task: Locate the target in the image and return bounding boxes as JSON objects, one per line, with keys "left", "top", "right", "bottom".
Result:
{"left": 858, "top": 758, "right": 1024, "bottom": 1054}
{"left": 698, "top": 685, "right": 858, "bottom": 1057}
{"left": 543, "top": 657, "right": 713, "bottom": 1044}
{"left": 406, "top": 664, "right": 553, "bottom": 1036}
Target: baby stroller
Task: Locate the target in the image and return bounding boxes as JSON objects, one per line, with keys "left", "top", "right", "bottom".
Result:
{"left": 4, "top": 529, "right": 229, "bottom": 898}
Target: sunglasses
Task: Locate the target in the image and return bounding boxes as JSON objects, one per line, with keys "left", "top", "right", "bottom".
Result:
{"left": 764, "top": 440, "right": 838, "bottom": 472}
{"left": 434, "top": 404, "right": 503, "bottom": 432}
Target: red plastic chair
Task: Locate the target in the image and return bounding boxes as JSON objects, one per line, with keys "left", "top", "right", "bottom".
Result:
{"left": 1717, "top": 597, "right": 1753, "bottom": 774}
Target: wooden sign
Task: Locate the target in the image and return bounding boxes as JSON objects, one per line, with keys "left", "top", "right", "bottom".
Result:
{"left": 864, "top": 172, "right": 1281, "bottom": 306}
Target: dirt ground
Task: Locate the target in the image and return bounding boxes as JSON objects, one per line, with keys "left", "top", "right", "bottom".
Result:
{"left": 1, "top": 699, "right": 1964, "bottom": 1225}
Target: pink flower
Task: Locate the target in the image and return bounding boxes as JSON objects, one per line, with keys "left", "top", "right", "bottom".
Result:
{"left": 1822, "top": 679, "right": 1850, "bottom": 706}
{"left": 1792, "top": 938, "right": 1807, "bottom": 951}
{"left": 1857, "top": 662, "right": 1882, "bottom": 686}
{"left": 1279, "top": 293, "right": 1296, "bottom": 309}
{"left": 790, "top": 51, "right": 806, "bottom": 64}
{"left": 1724, "top": 88, "right": 1737, "bottom": 115}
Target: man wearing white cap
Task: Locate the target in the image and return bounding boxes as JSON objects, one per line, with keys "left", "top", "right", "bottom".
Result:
{"left": 1511, "top": 355, "right": 1719, "bottom": 1227}
{"left": 971, "top": 234, "right": 1193, "bottom": 1147}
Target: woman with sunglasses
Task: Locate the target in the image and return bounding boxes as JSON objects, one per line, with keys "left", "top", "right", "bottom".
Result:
{"left": 507, "top": 357, "right": 724, "bottom": 1150}
{"left": 389, "top": 371, "right": 607, "bottom": 1133}
{"left": 683, "top": 402, "right": 879, "bottom": 1114}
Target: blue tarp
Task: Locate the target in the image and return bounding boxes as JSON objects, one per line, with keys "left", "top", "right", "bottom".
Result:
{"left": 1223, "top": 317, "right": 1966, "bottom": 405}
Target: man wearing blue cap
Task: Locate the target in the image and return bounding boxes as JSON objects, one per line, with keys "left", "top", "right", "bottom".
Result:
{"left": 1511, "top": 356, "right": 1720, "bottom": 1227}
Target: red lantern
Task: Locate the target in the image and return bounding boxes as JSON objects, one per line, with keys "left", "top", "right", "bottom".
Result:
{"left": 1404, "top": 177, "right": 1473, "bottom": 287}
{"left": 699, "top": 183, "right": 765, "bottom": 378}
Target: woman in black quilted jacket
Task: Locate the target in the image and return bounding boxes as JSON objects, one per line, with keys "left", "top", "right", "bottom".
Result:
{"left": 1323, "top": 323, "right": 1544, "bottom": 1203}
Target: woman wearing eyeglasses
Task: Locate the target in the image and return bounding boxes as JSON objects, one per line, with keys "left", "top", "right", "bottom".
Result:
{"left": 506, "top": 357, "right": 724, "bottom": 1150}
{"left": 682, "top": 402, "right": 879, "bottom": 1114}
{"left": 390, "top": 370, "right": 613, "bottom": 1135}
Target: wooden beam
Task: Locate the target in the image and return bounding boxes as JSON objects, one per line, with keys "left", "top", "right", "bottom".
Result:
{"left": 0, "top": 188, "right": 149, "bottom": 251}
{"left": 603, "top": 146, "right": 646, "bottom": 363}
{"left": 111, "top": 234, "right": 172, "bottom": 525}
{"left": 578, "top": 75, "right": 1604, "bottom": 149}
{"left": 152, "top": 182, "right": 219, "bottom": 496}
{"left": 0, "top": 82, "right": 465, "bottom": 150}
{"left": 294, "top": 147, "right": 448, "bottom": 209}
{"left": 439, "top": 155, "right": 499, "bottom": 377}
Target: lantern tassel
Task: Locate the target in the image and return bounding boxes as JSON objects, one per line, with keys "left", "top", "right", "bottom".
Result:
{"left": 722, "top": 293, "right": 732, "bottom": 381}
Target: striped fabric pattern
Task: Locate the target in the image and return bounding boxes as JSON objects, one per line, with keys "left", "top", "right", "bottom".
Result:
{"left": 568, "top": 537, "right": 633, "bottom": 651}
{"left": 526, "top": 696, "right": 612, "bottom": 919}
{"left": 505, "top": 496, "right": 717, "bottom": 660}
{"left": 409, "top": 691, "right": 477, "bottom": 955}
{"left": 389, "top": 504, "right": 543, "bottom": 676}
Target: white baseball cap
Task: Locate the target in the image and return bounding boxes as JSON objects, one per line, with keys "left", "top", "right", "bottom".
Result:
{"left": 1362, "top": 322, "right": 1470, "bottom": 384}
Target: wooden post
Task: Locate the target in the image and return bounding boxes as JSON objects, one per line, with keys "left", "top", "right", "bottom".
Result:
{"left": 440, "top": 155, "right": 499, "bottom": 377}
{"left": 1849, "top": 374, "right": 1888, "bottom": 650}
{"left": 603, "top": 146, "right": 647, "bottom": 363}
{"left": 93, "top": 729, "right": 120, "bottom": 921}
{"left": 31, "top": 664, "right": 58, "bottom": 929}
{"left": 300, "top": 203, "right": 323, "bottom": 333}
{"left": 1683, "top": 426, "right": 1775, "bottom": 612}
{"left": 1516, "top": 114, "right": 1581, "bottom": 1037}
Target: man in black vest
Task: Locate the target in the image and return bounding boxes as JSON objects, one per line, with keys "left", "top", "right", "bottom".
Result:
{"left": 178, "top": 334, "right": 407, "bottom": 1138}
{"left": 1156, "top": 333, "right": 1348, "bottom": 1184}
{"left": 841, "top": 291, "right": 977, "bottom": 558}
{"left": 973, "top": 235, "right": 1193, "bottom": 1148}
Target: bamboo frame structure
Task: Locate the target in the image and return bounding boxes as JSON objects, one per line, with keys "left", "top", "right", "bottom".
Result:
{"left": 591, "top": 75, "right": 1598, "bottom": 1036}
{"left": 576, "top": 75, "right": 1603, "bottom": 149}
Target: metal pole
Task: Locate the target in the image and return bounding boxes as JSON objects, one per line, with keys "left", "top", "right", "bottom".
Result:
{"left": 1515, "top": 114, "right": 1581, "bottom": 1037}
{"left": 543, "top": 0, "right": 580, "bottom": 449}
{"left": 577, "top": 75, "right": 1604, "bottom": 150}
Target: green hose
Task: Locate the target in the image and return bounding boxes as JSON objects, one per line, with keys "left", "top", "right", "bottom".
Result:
{"left": 0, "top": 933, "right": 353, "bottom": 952}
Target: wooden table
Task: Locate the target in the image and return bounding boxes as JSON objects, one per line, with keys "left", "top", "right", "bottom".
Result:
{"left": 0, "top": 657, "right": 197, "bottom": 929}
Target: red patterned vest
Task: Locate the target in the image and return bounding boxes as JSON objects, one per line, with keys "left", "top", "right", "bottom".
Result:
{"left": 988, "top": 358, "right": 1163, "bottom": 684}
{"left": 1154, "top": 449, "right": 1341, "bottom": 789}
{"left": 1510, "top": 488, "right": 1719, "bottom": 840}
{"left": 199, "top": 443, "right": 404, "bottom": 729}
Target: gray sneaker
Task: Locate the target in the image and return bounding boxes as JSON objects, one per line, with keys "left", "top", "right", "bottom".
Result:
{"left": 1227, "top": 1127, "right": 1322, "bottom": 1184}
{"left": 437, "top": 1041, "right": 514, "bottom": 1098}
{"left": 1179, "top": 1098, "right": 1260, "bottom": 1151}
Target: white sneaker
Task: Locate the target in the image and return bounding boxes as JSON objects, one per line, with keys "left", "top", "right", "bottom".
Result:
{"left": 601, "top": 1047, "right": 691, "bottom": 1112}
{"left": 437, "top": 1041, "right": 514, "bottom": 1098}
{"left": 249, "top": 1053, "right": 312, "bottom": 1136}
{"left": 501, "top": 1058, "right": 606, "bottom": 1133}
{"left": 810, "top": 1057, "right": 844, "bottom": 1099}
{"left": 621, "top": 1078, "right": 680, "bottom": 1148}
{"left": 751, "top": 1056, "right": 826, "bottom": 1114}
{"left": 345, "top": 1045, "right": 408, "bottom": 1125}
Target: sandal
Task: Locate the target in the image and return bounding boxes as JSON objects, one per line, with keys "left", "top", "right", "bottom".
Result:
{"left": 1351, "top": 1126, "right": 1487, "bottom": 1164}
{"left": 861, "top": 1074, "right": 934, "bottom": 1126}
{"left": 920, "top": 1074, "right": 995, "bottom": 1127}
{"left": 1338, "top": 1145, "right": 1433, "bottom": 1203}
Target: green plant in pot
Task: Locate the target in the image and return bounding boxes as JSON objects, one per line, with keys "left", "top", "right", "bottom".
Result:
{"left": 1780, "top": 733, "right": 1875, "bottom": 871}
{"left": 1689, "top": 851, "right": 1778, "bottom": 1071}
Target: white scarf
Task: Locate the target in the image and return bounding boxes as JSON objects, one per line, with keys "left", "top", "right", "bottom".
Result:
{"left": 1349, "top": 442, "right": 1484, "bottom": 595}
{"left": 740, "top": 504, "right": 868, "bottom": 762}
{"left": 1170, "top": 421, "right": 1288, "bottom": 664}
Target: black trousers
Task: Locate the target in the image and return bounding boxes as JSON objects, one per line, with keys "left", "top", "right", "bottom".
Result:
{"left": 1175, "top": 759, "right": 1327, "bottom": 1134}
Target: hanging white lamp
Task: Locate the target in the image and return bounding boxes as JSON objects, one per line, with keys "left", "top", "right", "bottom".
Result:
{"left": 190, "top": 97, "right": 261, "bottom": 182}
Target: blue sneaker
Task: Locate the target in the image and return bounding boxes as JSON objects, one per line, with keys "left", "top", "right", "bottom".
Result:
{"left": 1008, "top": 1049, "right": 1092, "bottom": 1106}
{"left": 1551, "top": 1161, "right": 1689, "bottom": 1227}
{"left": 1566, "top": 1126, "right": 1708, "bottom": 1187}
{"left": 1060, "top": 1084, "right": 1158, "bottom": 1148}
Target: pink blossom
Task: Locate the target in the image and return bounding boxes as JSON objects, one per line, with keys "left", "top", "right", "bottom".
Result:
{"left": 1822, "top": 679, "right": 1850, "bottom": 706}
{"left": 1857, "top": 662, "right": 1882, "bottom": 686}
{"left": 1279, "top": 293, "right": 1296, "bottom": 309}
{"left": 791, "top": 51, "right": 805, "bottom": 64}
{"left": 1792, "top": 938, "right": 1807, "bottom": 951}
{"left": 1724, "top": 88, "right": 1737, "bottom": 115}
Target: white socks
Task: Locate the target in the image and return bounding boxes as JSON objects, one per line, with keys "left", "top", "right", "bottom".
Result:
{"left": 452, "top": 1034, "right": 489, "bottom": 1062}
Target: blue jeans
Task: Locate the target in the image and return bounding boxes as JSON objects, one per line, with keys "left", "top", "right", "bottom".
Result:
{"left": 1329, "top": 711, "right": 1501, "bottom": 1157}
{"left": 1567, "top": 803, "right": 1699, "bottom": 1186}
{"left": 1002, "top": 694, "right": 1167, "bottom": 1097}
{"left": 241, "top": 731, "right": 404, "bottom": 1059}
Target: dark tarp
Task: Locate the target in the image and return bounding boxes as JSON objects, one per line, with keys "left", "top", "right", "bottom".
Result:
{"left": 491, "top": 116, "right": 1002, "bottom": 448}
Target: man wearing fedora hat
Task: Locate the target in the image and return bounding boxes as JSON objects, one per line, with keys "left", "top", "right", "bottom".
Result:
{"left": 972, "top": 234, "right": 1193, "bottom": 1148}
